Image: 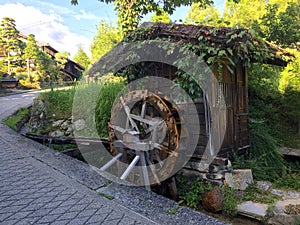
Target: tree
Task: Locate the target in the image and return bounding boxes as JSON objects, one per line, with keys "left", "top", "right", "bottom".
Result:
{"left": 185, "top": 3, "right": 220, "bottom": 26}
{"left": 149, "top": 9, "right": 171, "bottom": 23}
{"left": 258, "top": 2, "right": 300, "bottom": 48}
{"left": 222, "top": 0, "right": 298, "bottom": 29}
{"left": 55, "top": 51, "right": 70, "bottom": 83}
{"left": 278, "top": 49, "right": 300, "bottom": 135}
{"left": 73, "top": 46, "right": 91, "bottom": 69}
{"left": 55, "top": 51, "right": 70, "bottom": 70}
{"left": 0, "top": 17, "right": 23, "bottom": 75}
{"left": 90, "top": 20, "right": 122, "bottom": 63}
{"left": 35, "top": 50, "right": 58, "bottom": 83}
{"left": 71, "top": 0, "right": 230, "bottom": 35}
{"left": 23, "top": 34, "right": 39, "bottom": 78}
{"left": 222, "top": 0, "right": 267, "bottom": 28}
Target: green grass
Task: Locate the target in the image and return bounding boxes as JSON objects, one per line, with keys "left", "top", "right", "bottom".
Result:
{"left": 3, "top": 107, "right": 31, "bottom": 131}
{"left": 273, "top": 161, "right": 300, "bottom": 191}
{"left": 243, "top": 183, "right": 280, "bottom": 205}
{"left": 98, "top": 192, "right": 114, "bottom": 200}
{"left": 38, "top": 86, "right": 76, "bottom": 120}
{"left": 32, "top": 76, "right": 125, "bottom": 138}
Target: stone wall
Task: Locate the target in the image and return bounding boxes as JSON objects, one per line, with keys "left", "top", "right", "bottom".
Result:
{"left": 28, "top": 99, "right": 86, "bottom": 137}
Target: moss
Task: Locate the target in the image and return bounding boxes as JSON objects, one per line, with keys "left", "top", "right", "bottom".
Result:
{"left": 3, "top": 107, "right": 31, "bottom": 131}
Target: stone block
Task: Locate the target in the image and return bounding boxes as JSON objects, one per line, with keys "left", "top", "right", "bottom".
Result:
{"left": 268, "top": 214, "right": 300, "bottom": 225}
{"left": 73, "top": 119, "right": 86, "bottom": 131}
{"left": 273, "top": 198, "right": 300, "bottom": 214}
{"left": 270, "top": 189, "right": 285, "bottom": 197}
{"left": 237, "top": 201, "right": 268, "bottom": 218}
{"left": 256, "top": 181, "right": 272, "bottom": 191}
{"left": 225, "top": 169, "right": 253, "bottom": 190}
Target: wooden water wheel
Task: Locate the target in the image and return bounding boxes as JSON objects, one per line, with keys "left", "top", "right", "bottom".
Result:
{"left": 105, "top": 90, "right": 184, "bottom": 186}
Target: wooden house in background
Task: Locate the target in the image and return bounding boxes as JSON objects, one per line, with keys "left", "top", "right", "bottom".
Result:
{"left": 37, "top": 41, "right": 84, "bottom": 81}
{"left": 12, "top": 34, "right": 85, "bottom": 81}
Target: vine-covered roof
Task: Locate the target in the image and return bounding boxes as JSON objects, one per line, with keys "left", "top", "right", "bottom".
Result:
{"left": 125, "top": 22, "right": 291, "bottom": 67}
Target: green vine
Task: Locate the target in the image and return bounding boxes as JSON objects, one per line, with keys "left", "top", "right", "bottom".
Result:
{"left": 119, "top": 24, "right": 283, "bottom": 98}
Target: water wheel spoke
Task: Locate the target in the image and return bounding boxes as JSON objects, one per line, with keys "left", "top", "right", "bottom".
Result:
{"left": 144, "top": 119, "right": 166, "bottom": 134}
{"left": 120, "top": 155, "right": 140, "bottom": 180}
{"left": 141, "top": 99, "right": 147, "bottom": 118}
{"left": 130, "top": 114, "right": 157, "bottom": 126}
{"left": 138, "top": 151, "right": 150, "bottom": 189}
{"left": 147, "top": 159, "right": 160, "bottom": 185}
{"left": 120, "top": 96, "right": 139, "bottom": 132}
{"left": 100, "top": 153, "right": 123, "bottom": 171}
{"left": 111, "top": 125, "right": 127, "bottom": 134}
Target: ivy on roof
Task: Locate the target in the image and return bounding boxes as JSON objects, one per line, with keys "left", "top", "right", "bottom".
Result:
{"left": 124, "top": 22, "right": 291, "bottom": 68}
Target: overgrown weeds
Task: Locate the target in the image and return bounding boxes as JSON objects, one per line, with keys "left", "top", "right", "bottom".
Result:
{"left": 178, "top": 177, "right": 213, "bottom": 209}
{"left": 176, "top": 176, "right": 239, "bottom": 218}
{"left": 38, "top": 86, "right": 76, "bottom": 119}
{"left": 273, "top": 160, "right": 300, "bottom": 191}
{"left": 221, "top": 185, "right": 239, "bottom": 217}
{"left": 95, "top": 75, "right": 126, "bottom": 137}
{"left": 232, "top": 120, "right": 286, "bottom": 182}
{"left": 243, "top": 183, "right": 280, "bottom": 205}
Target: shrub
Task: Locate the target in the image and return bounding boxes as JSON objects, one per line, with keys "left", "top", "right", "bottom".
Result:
{"left": 221, "top": 185, "right": 239, "bottom": 217}
{"left": 178, "top": 178, "right": 213, "bottom": 209}
{"left": 19, "top": 78, "right": 40, "bottom": 89}
{"left": 95, "top": 75, "right": 126, "bottom": 137}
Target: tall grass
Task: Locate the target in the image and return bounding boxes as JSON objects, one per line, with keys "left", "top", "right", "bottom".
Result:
{"left": 95, "top": 80, "right": 126, "bottom": 137}
{"left": 36, "top": 74, "right": 126, "bottom": 138}
{"left": 233, "top": 120, "right": 286, "bottom": 182}
{"left": 38, "top": 87, "right": 76, "bottom": 119}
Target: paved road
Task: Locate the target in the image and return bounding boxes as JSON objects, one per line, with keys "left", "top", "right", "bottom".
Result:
{"left": 0, "top": 92, "right": 156, "bottom": 224}
{"left": 0, "top": 92, "right": 228, "bottom": 225}
{"left": 0, "top": 91, "right": 39, "bottom": 119}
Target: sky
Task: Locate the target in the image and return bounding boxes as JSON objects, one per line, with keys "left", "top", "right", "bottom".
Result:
{"left": 0, "top": 0, "right": 225, "bottom": 58}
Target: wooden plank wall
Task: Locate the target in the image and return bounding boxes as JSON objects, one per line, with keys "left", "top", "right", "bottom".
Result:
{"left": 133, "top": 61, "right": 250, "bottom": 157}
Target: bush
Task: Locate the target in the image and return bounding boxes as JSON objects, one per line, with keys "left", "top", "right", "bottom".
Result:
{"left": 95, "top": 75, "right": 126, "bottom": 137}
{"left": 178, "top": 177, "right": 213, "bottom": 209}
{"left": 19, "top": 78, "right": 40, "bottom": 89}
